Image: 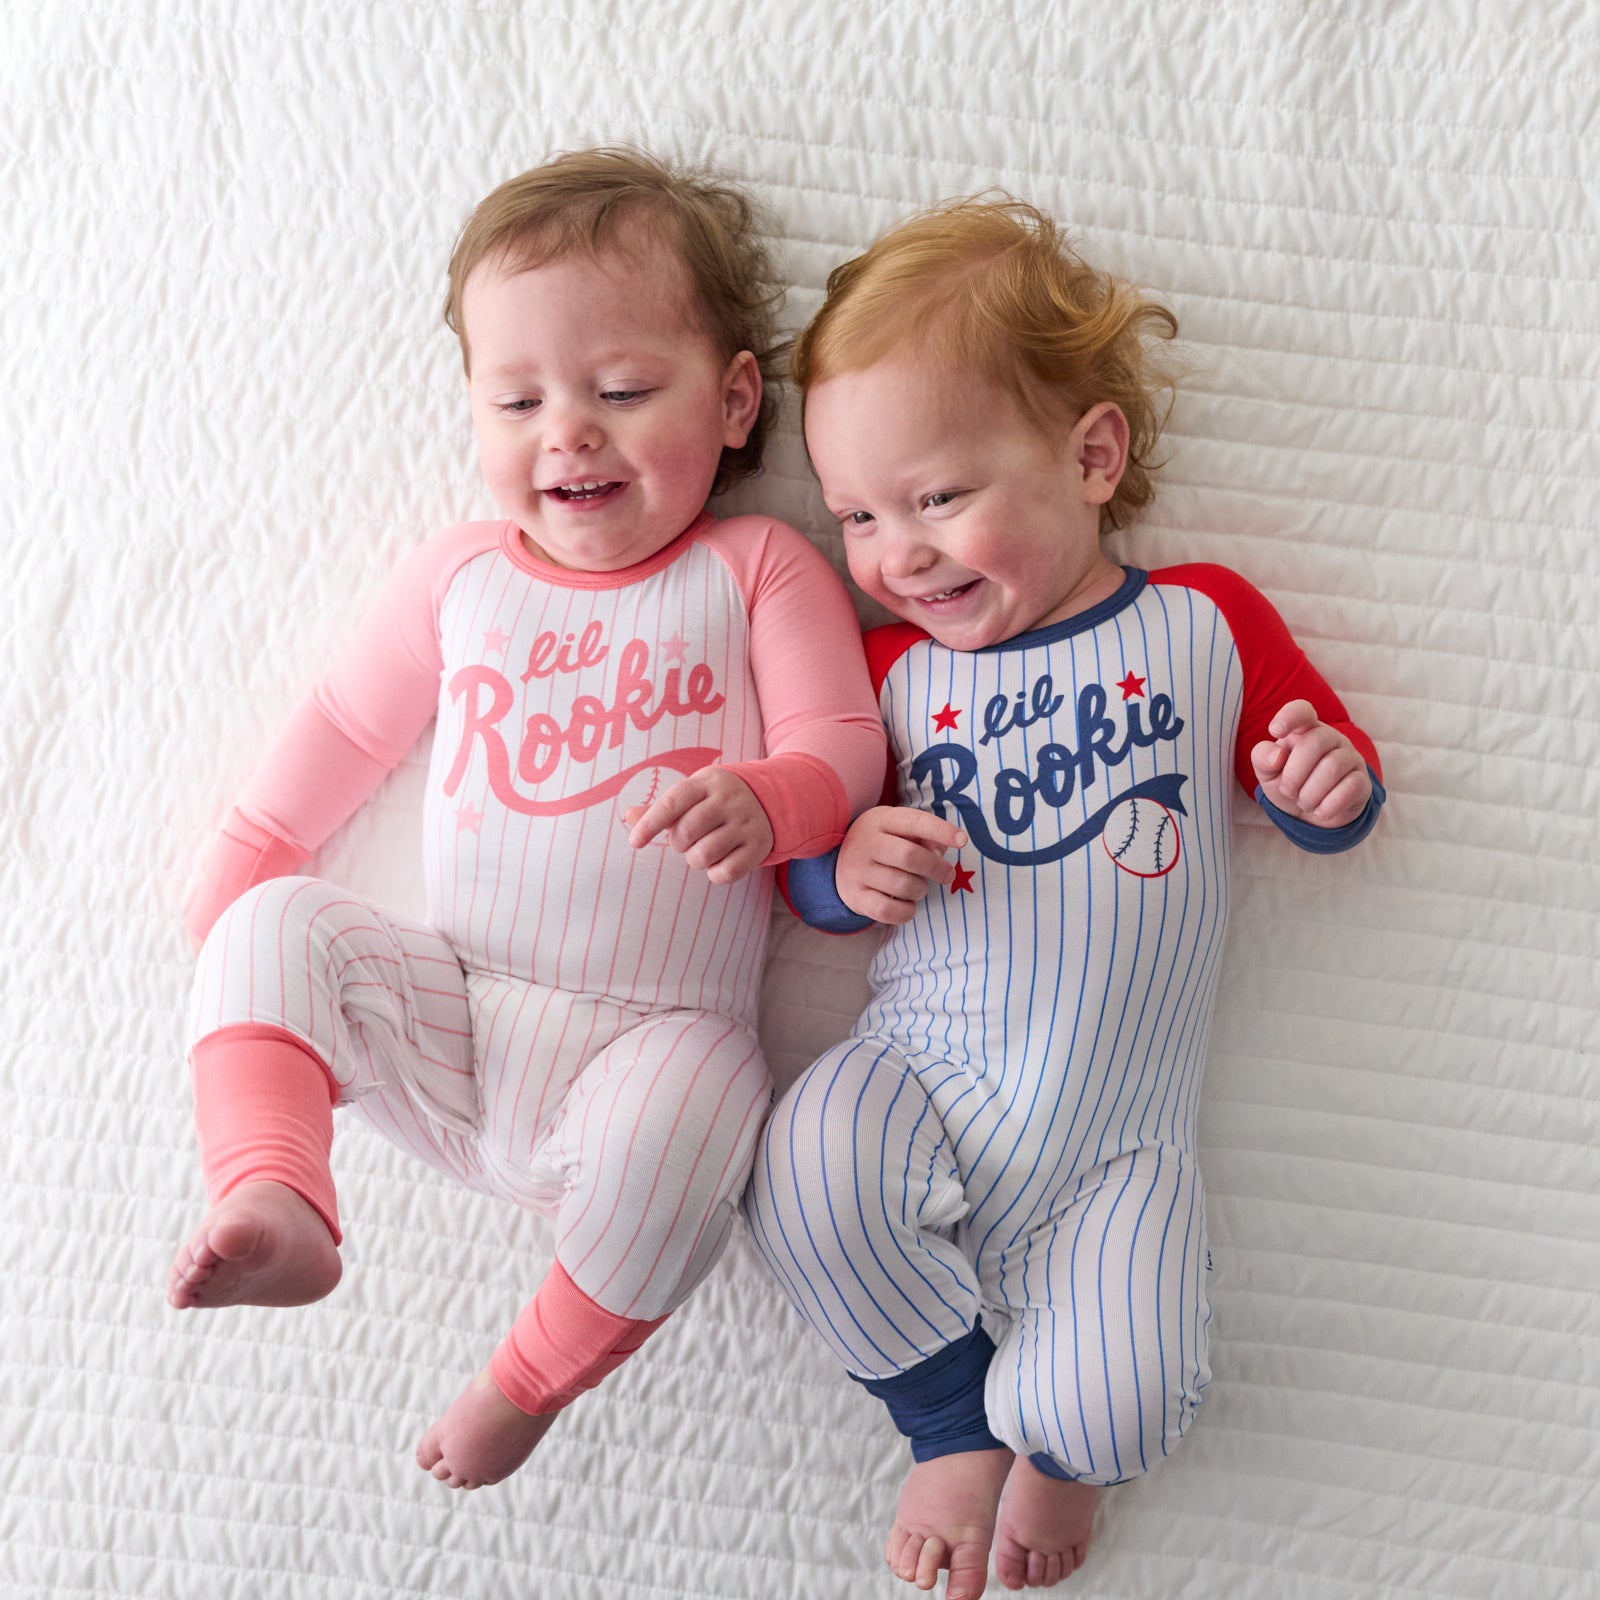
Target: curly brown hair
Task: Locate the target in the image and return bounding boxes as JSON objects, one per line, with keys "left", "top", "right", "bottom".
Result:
{"left": 794, "top": 196, "right": 1180, "bottom": 529}
{"left": 444, "top": 147, "right": 787, "bottom": 496}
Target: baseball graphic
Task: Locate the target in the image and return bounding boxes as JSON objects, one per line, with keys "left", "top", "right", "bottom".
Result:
{"left": 615, "top": 762, "right": 672, "bottom": 842}
{"left": 1102, "top": 796, "right": 1180, "bottom": 878}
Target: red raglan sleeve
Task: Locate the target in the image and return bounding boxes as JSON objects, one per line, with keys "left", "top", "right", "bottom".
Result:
{"left": 1149, "top": 563, "right": 1382, "bottom": 797}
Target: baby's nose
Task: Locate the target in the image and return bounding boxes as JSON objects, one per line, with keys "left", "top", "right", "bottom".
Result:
{"left": 880, "top": 532, "right": 936, "bottom": 578}
{"left": 544, "top": 403, "right": 604, "bottom": 452}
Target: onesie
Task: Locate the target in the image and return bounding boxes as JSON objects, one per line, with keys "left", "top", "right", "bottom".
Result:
{"left": 743, "top": 563, "right": 1382, "bottom": 1483}
{"left": 188, "top": 510, "right": 885, "bottom": 1329}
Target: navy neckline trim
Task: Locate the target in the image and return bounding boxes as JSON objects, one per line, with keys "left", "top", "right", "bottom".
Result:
{"left": 978, "top": 567, "right": 1148, "bottom": 652}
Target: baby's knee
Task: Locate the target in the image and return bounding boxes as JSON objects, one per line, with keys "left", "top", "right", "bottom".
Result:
{"left": 748, "top": 1056, "right": 876, "bottom": 1216}
{"left": 203, "top": 876, "right": 347, "bottom": 957}
{"left": 759, "top": 1044, "right": 898, "bottom": 1186}
{"left": 748, "top": 1045, "right": 936, "bottom": 1276}
{"left": 993, "top": 1328, "right": 1208, "bottom": 1486}
{"left": 609, "top": 1030, "right": 770, "bottom": 1198}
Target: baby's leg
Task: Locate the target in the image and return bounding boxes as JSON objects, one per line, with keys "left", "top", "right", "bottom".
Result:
{"left": 985, "top": 1144, "right": 1211, "bottom": 1588}
{"left": 170, "top": 877, "right": 477, "bottom": 1310}
{"left": 743, "top": 1040, "right": 1008, "bottom": 1600}
{"left": 417, "top": 1006, "right": 770, "bottom": 1489}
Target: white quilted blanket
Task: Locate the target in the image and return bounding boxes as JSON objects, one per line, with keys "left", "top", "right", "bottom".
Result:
{"left": 4, "top": 3, "right": 1597, "bottom": 1597}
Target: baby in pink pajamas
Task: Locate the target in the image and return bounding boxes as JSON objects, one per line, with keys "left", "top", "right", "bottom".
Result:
{"left": 166, "top": 147, "right": 886, "bottom": 1490}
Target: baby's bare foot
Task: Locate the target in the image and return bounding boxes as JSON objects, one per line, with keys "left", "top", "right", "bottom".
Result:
{"left": 415, "top": 1367, "right": 560, "bottom": 1489}
{"left": 166, "top": 1181, "right": 341, "bottom": 1309}
{"left": 992, "top": 1456, "right": 1097, "bottom": 1589}
{"left": 884, "top": 1447, "right": 1013, "bottom": 1600}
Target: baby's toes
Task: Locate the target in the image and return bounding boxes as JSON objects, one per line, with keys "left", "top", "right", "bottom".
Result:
{"left": 994, "top": 1542, "right": 1026, "bottom": 1588}
{"left": 944, "top": 1538, "right": 990, "bottom": 1600}
{"left": 902, "top": 1531, "right": 946, "bottom": 1589}
{"left": 883, "top": 1523, "right": 910, "bottom": 1574}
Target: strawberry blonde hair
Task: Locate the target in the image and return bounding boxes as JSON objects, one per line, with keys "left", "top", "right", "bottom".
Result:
{"left": 444, "top": 147, "right": 786, "bottom": 494}
{"left": 793, "top": 196, "right": 1180, "bottom": 528}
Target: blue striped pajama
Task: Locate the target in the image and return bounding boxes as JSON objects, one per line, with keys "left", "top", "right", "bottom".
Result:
{"left": 744, "top": 566, "right": 1364, "bottom": 1483}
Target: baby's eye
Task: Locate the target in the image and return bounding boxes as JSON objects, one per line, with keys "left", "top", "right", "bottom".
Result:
{"left": 497, "top": 398, "right": 540, "bottom": 415}
{"left": 601, "top": 388, "right": 651, "bottom": 404}
{"left": 923, "top": 491, "right": 959, "bottom": 510}
{"left": 840, "top": 510, "right": 875, "bottom": 529}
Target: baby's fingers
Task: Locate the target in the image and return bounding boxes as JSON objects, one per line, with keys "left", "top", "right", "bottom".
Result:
{"left": 883, "top": 807, "right": 967, "bottom": 856}
{"left": 1250, "top": 738, "right": 1287, "bottom": 784}
{"left": 850, "top": 888, "right": 921, "bottom": 925}
{"left": 1267, "top": 699, "right": 1320, "bottom": 740}
{"left": 1302, "top": 763, "right": 1371, "bottom": 827}
{"left": 626, "top": 776, "right": 705, "bottom": 849}
{"left": 862, "top": 862, "right": 940, "bottom": 905}
{"left": 1275, "top": 725, "right": 1351, "bottom": 804}
{"left": 697, "top": 831, "right": 767, "bottom": 885}
{"left": 876, "top": 832, "right": 960, "bottom": 886}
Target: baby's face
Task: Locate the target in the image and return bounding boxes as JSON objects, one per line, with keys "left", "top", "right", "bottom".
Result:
{"left": 461, "top": 249, "right": 760, "bottom": 572}
{"left": 804, "top": 359, "right": 1125, "bottom": 651}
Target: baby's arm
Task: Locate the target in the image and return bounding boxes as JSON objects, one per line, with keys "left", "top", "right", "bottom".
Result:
{"left": 626, "top": 519, "right": 886, "bottom": 882}
{"left": 186, "top": 530, "right": 477, "bottom": 946}
{"left": 1150, "top": 564, "right": 1384, "bottom": 855}
{"left": 186, "top": 700, "right": 400, "bottom": 947}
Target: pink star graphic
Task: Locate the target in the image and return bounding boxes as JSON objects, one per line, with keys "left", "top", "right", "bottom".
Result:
{"left": 1116, "top": 671, "right": 1147, "bottom": 701}
{"left": 661, "top": 632, "right": 689, "bottom": 664}
{"left": 456, "top": 804, "right": 483, "bottom": 835}
{"left": 484, "top": 627, "right": 511, "bottom": 656}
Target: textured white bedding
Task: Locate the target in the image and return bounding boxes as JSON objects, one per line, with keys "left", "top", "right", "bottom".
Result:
{"left": 4, "top": 2, "right": 1597, "bottom": 1596}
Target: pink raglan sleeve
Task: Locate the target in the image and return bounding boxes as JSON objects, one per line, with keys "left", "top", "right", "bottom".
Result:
{"left": 705, "top": 517, "right": 887, "bottom": 864}
{"left": 185, "top": 526, "right": 489, "bottom": 947}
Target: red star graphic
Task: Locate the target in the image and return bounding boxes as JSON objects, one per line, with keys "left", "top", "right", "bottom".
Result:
{"left": 932, "top": 703, "right": 962, "bottom": 732}
{"left": 949, "top": 863, "right": 975, "bottom": 893}
{"left": 1116, "top": 671, "right": 1147, "bottom": 701}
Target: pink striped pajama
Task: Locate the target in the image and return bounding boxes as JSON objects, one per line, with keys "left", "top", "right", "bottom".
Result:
{"left": 185, "top": 511, "right": 884, "bottom": 1393}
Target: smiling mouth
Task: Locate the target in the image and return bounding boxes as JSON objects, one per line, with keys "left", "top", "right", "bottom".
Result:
{"left": 549, "top": 480, "right": 623, "bottom": 501}
{"left": 914, "top": 580, "right": 978, "bottom": 604}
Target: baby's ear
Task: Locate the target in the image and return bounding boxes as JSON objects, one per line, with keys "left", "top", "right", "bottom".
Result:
{"left": 1076, "top": 402, "right": 1130, "bottom": 505}
{"left": 721, "top": 350, "right": 763, "bottom": 446}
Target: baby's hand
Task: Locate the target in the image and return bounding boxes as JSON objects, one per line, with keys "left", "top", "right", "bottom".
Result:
{"left": 836, "top": 806, "right": 968, "bottom": 924}
{"left": 1250, "top": 699, "right": 1371, "bottom": 828}
{"left": 625, "top": 768, "right": 774, "bottom": 885}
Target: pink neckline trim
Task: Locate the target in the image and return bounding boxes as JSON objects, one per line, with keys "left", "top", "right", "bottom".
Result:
{"left": 497, "top": 511, "right": 714, "bottom": 589}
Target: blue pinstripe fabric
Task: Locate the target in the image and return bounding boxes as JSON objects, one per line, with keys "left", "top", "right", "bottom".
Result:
{"left": 745, "top": 573, "right": 1260, "bottom": 1481}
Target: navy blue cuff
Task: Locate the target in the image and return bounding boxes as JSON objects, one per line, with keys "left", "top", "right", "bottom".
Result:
{"left": 783, "top": 849, "right": 875, "bottom": 933}
{"left": 854, "top": 1321, "right": 1008, "bottom": 1461}
{"left": 1256, "top": 769, "right": 1386, "bottom": 855}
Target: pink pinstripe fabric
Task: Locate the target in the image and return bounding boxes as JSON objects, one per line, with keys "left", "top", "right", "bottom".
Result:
{"left": 185, "top": 513, "right": 882, "bottom": 1333}
{"left": 190, "top": 878, "right": 769, "bottom": 1317}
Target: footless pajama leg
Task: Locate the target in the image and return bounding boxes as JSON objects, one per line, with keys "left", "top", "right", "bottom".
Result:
{"left": 982, "top": 1145, "right": 1210, "bottom": 1482}
{"left": 743, "top": 1037, "right": 1210, "bottom": 1483}
{"left": 742, "top": 1036, "right": 981, "bottom": 1373}
{"left": 188, "top": 876, "right": 770, "bottom": 1409}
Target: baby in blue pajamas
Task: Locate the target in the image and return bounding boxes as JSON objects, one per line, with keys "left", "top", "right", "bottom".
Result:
{"left": 741, "top": 198, "right": 1383, "bottom": 1596}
